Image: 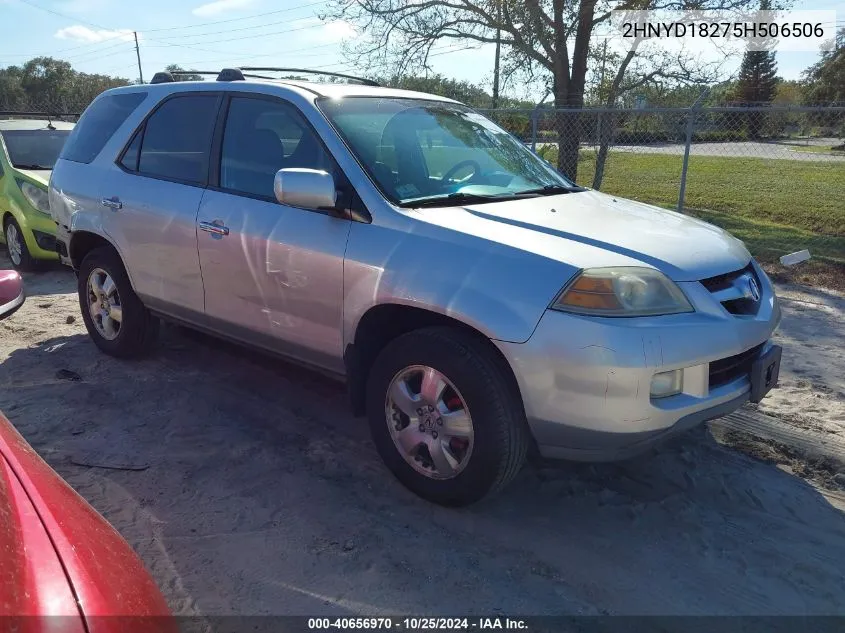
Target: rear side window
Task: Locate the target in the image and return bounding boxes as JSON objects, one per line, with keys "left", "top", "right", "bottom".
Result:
{"left": 120, "top": 130, "right": 141, "bottom": 171}
{"left": 60, "top": 92, "right": 146, "bottom": 164}
{"left": 137, "top": 95, "right": 218, "bottom": 185}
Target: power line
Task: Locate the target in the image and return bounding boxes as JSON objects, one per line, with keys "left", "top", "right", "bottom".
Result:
{"left": 60, "top": 40, "right": 134, "bottom": 62}
{"left": 3, "top": 0, "right": 323, "bottom": 59}
{"left": 144, "top": 0, "right": 330, "bottom": 32}
{"left": 152, "top": 16, "right": 327, "bottom": 41}
{"left": 8, "top": 0, "right": 339, "bottom": 63}
{"left": 1, "top": 34, "right": 134, "bottom": 59}
{"left": 151, "top": 21, "right": 329, "bottom": 45}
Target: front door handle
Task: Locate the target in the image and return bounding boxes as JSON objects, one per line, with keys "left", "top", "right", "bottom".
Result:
{"left": 101, "top": 197, "right": 122, "bottom": 210}
{"left": 199, "top": 220, "right": 230, "bottom": 237}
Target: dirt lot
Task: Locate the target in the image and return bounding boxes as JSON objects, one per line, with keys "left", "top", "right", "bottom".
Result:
{"left": 1, "top": 253, "right": 844, "bottom": 618}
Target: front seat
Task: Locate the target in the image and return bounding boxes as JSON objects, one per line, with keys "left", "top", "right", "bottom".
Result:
{"left": 222, "top": 128, "right": 285, "bottom": 196}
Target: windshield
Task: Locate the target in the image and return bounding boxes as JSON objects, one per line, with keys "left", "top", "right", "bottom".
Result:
{"left": 1, "top": 129, "right": 72, "bottom": 169}
{"left": 318, "top": 98, "right": 575, "bottom": 207}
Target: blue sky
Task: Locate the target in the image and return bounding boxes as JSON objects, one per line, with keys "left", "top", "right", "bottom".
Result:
{"left": 0, "top": 0, "right": 841, "bottom": 100}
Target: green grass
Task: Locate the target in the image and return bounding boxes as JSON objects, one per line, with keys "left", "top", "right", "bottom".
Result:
{"left": 780, "top": 144, "right": 845, "bottom": 155}
{"left": 537, "top": 148, "right": 845, "bottom": 289}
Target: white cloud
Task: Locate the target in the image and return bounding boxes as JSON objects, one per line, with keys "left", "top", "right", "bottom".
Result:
{"left": 192, "top": 0, "right": 255, "bottom": 18}
{"left": 291, "top": 18, "right": 357, "bottom": 43}
{"left": 321, "top": 20, "right": 357, "bottom": 42}
{"left": 54, "top": 25, "right": 135, "bottom": 43}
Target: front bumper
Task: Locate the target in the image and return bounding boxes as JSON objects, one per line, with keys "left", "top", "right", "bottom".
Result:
{"left": 496, "top": 262, "right": 781, "bottom": 461}
{"left": 54, "top": 223, "right": 73, "bottom": 266}
{"left": 6, "top": 208, "right": 59, "bottom": 261}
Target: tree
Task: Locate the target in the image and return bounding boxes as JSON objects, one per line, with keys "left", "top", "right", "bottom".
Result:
{"left": 0, "top": 66, "right": 27, "bottom": 111}
{"left": 327, "top": 0, "right": 764, "bottom": 182}
{"left": 801, "top": 27, "right": 845, "bottom": 105}
{"left": 735, "top": 50, "right": 777, "bottom": 105}
{"left": 383, "top": 73, "right": 493, "bottom": 107}
{"left": 0, "top": 57, "right": 128, "bottom": 113}
{"left": 165, "top": 64, "right": 205, "bottom": 82}
{"left": 732, "top": 0, "right": 779, "bottom": 137}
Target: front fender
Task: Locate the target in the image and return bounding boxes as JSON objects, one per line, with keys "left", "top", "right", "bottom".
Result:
{"left": 342, "top": 218, "right": 574, "bottom": 346}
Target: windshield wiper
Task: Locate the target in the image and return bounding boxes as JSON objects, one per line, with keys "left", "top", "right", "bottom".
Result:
{"left": 400, "top": 191, "right": 508, "bottom": 208}
{"left": 13, "top": 163, "right": 52, "bottom": 170}
{"left": 511, "top": 184, "right": 583, "bottom": 196}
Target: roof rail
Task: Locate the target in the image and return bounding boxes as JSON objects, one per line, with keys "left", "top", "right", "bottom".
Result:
{"left": 239, "top": 67, "right": 379, "bottom": 86}
{"left": 150, "top": 69, "right": 275, "bottom": 84}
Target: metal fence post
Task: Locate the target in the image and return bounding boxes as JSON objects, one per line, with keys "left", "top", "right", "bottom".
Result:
{"left": 677, "top": 89, "right": 710, "bottom": 212}
{"left": 530, "top": 106, "right": 540, "bottom": 154}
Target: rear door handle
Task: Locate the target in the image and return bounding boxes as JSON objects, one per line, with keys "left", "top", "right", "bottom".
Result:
{"left": 101, "top": 197, "right": 122, "bottom": 210}
{"left": 199, "top": 220, "right": 230, "bottom": 236}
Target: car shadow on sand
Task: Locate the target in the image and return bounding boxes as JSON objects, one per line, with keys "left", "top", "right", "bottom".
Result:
{"left": 1, "top": 326, "right": 844, "bottom": 618}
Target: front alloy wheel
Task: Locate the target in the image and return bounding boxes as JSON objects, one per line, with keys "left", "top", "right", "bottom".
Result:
{"left": 367, "top": 327, "right": 530, "bottom": 506}
{"left": 386, "top": 365, "right": 474, "bottom": 480}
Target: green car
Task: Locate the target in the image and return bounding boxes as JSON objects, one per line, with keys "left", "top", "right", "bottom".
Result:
{"left": 0, "top": 118, "right": 75, "bottom": 270}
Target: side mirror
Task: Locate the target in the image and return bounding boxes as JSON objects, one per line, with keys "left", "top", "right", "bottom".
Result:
{"left": 0, "top": 270, "right": 25, "bottom": 321}
{"left": 273, "top": 168, "right": 338, "bottom": 212}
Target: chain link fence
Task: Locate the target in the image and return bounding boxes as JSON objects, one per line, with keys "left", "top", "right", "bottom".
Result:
{"left": 479, "top": 104, "right": 844, "bottom": 225}
{"left": 480, "top": 104, "right": 845, "bottom": 287}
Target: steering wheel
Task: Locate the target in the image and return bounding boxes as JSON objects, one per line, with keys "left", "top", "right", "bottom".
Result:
{"left": 441, "top": 159, "right": 482, "bottom": 185}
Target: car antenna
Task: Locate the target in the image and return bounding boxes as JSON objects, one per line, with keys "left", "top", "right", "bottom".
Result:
{"left": 47, "top": 116, "right": 56, "bottom": 130}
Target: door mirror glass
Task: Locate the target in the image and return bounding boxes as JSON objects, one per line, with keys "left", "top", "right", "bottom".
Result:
{"left": 273, "top": 168, "right": 337, "bottom": 211}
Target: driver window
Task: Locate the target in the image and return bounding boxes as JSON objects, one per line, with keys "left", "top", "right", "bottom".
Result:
{"left": 220, "top": 96, "right": 334, "bottom": 199}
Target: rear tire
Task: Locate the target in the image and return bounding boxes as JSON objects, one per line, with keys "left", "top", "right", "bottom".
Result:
{"left": 78, "top": 247, "right": 159, "bottom": 358}
{"left": 4, "top": 217, "right": 36, "bottom": 271}
{"left": 366, "top": 326, "right": 529, "bottom": 506}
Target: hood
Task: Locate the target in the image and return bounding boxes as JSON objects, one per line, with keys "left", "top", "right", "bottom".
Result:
{"left": 416, "top": 190, "right": 750, "bottom": 282}
{"left": 16, "top": 169, "right": 52, "bottom": 187}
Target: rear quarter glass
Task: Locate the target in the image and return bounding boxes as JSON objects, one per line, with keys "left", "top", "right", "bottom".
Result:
{"left": 61, "top": 92, "right": 147, "bottom": 164}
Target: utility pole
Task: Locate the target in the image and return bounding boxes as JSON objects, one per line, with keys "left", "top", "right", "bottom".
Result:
{"left": 492, "top": 1, "right": 501, "bottom": 109}
{"left": 134, "top": 31, "right": 144, "bottom": 84}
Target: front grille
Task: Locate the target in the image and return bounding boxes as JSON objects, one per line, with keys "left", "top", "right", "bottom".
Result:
{"left": 709, "top": 343, "right": 763, "bottom": 388}
{"left": 700, "top": 265, "right": 747, "bottom": 292}
{"left": 700, "top": 262, "right": 761, "bottom": 316}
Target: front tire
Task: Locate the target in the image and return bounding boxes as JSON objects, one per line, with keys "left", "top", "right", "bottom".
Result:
{"left": 78, "top": 247, "right": 159, "bottom": 358}
{"left": 4, "top": 217, "right": 35, "bottom": 271}
{"left": 366, "top": 327, "right": 530, "bottom": 506}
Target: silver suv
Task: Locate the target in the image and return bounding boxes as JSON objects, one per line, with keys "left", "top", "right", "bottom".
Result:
{"left": 49, "top": 68, "right": 782, "bottom": 506}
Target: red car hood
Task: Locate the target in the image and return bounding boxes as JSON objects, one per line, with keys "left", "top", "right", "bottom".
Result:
{"left": 0, "top": 413, "right": 175, "bottom": 632}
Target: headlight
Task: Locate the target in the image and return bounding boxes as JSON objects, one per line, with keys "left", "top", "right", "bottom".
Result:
{"left": 552, "top": 267, "right": 693, "bottom": 317}
{"left": 17, "top": 180, "right": 50, "bottom": 215}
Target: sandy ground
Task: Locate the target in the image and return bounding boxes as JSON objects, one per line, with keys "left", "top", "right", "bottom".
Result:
{"left": 1, "top": 254, "right": 844, "bottom": 618}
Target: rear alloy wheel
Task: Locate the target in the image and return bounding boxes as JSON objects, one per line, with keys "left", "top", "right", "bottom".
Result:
{"left": 367, "top": 327, "right": 530, "bottom": 506}
{"left": 4, "top": 217, "right": 35, "bottom": 271}
{"left": 78, "top": 247, "right": 159, "bottom": 358}
{"left": 86, "top": 267, "right": 123, "bottom": 341}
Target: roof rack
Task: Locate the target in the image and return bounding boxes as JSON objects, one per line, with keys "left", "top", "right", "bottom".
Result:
{"left": 239, "top": 67, "right": 379, "bottom": 86}
{"left": 149, "top": 68, "right": 275, "bottom": 84}
{"left": 148, "top": 67, "right": 379, "bottom": 86}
